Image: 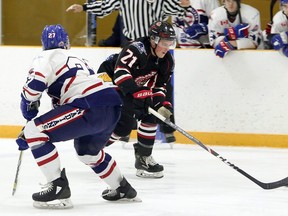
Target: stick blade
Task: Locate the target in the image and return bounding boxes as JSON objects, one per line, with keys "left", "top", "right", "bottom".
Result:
{"left": 260, "top": 176, "right": 288, "bottom": 190}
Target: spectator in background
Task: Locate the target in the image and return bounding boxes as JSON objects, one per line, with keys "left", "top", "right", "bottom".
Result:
{"left": 208, "top": 0, "right": 262, "bottom": 58}
{"left": 270, "top": 0, "right": 288, "bottom": 57}
{"left": 86, "top": 0, "right": 97, "bottom": 46}
{"left": 66, "top": 0, "right": 191, "bottom": 41}
{"left": 165, "top": 0, "right": 219, "bottom": 144}
{"left": 173, "top": 0, "right": 220, "bottom": 48}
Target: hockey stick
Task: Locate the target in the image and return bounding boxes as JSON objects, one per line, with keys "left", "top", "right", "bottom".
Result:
{"left": 270, "top": 0, "right": 278, "bottom": 24}
{"left": 237, "top": 1, "right": 243, "bottom": 24}
{"left": 12, "top": 150, "right": 24, "bottom": 196}
{"left": 12, "top": 102, "right": 39, "bottom": 196}
{"left": 148, "top": 107, "right": 288, "bottom": 190}
{"left": 12, "top": 127, "right": 27, "bottom": 196}
{"left": 12, "top": 97, "right": 40, "bottom": 196}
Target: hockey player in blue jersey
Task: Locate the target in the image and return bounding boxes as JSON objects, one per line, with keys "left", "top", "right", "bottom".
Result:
{"left": 16, "top": 24, "right": 139, "bottom": 209}
{"left": 270, "top": 0, "right": 288, "bottom": 57}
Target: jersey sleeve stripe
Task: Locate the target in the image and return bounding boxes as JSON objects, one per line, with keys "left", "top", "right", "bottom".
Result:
{"left": 114, "top": 74, "right": 133, "bottom": 85}
{"left": 56, "top": 65, "right": 68, "bottom": 76}
{"left": 64, "top": 76, "right": 76, "bottom": 93}
{"left": 23, "top": 87, "right": 40, "bottom": 96}
{"left": 35, "top": 71, "right": 46, "bottom": 78}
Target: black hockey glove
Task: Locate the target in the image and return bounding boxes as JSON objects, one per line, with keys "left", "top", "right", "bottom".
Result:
{"left": 131, "top": 87, "right": 153, "bottom": 119}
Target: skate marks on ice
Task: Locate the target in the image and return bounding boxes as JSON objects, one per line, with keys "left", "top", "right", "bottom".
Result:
{"left": 1, "top": 138, "right": 288, "bottom": 216}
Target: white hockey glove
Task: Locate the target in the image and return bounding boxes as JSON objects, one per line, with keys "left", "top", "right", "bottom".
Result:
{"left": 157, "top": 106, "right": 172, "bottom": 119}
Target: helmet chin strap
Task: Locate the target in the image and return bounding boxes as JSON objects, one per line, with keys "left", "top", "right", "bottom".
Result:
{"left": 150, "top": 39, "right": 160, "bottom": 58}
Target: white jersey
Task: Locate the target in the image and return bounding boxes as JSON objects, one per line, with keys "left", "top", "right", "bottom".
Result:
{"left": 271, "top": 11, "right": 288, "bottom": 34}
{"left": 172, "top": 0, "right": 219, "bottom": 48}
{"left": 208, "top": 4, "right": 262, "bottom": 49}
{"left": 193, "top": 0, "right": 220, "bottom": 18}
{"left": 22, "top": 49, "right": 108, "bottom": 107}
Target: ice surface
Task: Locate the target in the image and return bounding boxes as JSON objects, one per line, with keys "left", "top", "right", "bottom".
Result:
{"left": 1, "top": 138, "right": 288, "bottom": 216}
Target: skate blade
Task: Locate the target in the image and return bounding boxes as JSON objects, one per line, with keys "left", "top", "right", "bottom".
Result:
{"left": 118, "top": 196, "right": 142, "bottom": 202}
{"left": 168, "top": 142, "right": 174, "bottom": 149}
{"left": 33, "top": 198, "right": 73, "bottom": 209}
{"left": 136, "top": 170, "right": 164, "bottom": 178}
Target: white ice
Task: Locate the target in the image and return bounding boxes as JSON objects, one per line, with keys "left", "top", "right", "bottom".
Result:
{"left": 1, "top": 138, "right": 288, "bottom": 216}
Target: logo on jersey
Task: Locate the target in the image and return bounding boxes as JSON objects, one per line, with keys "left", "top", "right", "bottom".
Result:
{"left": 40, "top": 108, "right": 84, "bottom": 131}
{"left": 135, "top": 71, "right": 157, "bottom": 86}
{"left": 98, "top": 72, "right": 112, "bottom": 82}
{"left": 220, "top": 20, "right": 229, "bottom": 25}
{"left": 132, "top": 41, "right": 147, "bottom": 55}
{"left": 185, "top": 7, "right": 199, "bottom": 25}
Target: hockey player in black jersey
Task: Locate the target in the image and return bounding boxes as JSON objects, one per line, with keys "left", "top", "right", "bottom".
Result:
{"left": 97, "top": 21, "right": 176, "bottom": 178}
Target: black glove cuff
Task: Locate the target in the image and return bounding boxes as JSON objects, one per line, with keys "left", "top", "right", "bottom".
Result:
{"left": 82, "top": 4, "right": 88, "bottom": 11}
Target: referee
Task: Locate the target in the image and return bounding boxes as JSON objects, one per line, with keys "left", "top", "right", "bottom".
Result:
{"left": 66, "top": 0, "right": 191, "bottom": 41}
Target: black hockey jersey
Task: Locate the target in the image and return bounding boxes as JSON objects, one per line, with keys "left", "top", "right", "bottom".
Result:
{"left": 98, "top": 37, "right": 175, "bottom": 107}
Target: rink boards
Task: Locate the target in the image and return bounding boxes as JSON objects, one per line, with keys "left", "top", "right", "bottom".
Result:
{"left": 1, "top": 47, "right": 288, "bottom": 148}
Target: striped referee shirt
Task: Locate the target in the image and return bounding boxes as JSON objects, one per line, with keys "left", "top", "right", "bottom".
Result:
{"left": 83, "top": 0, "right": 187, "bottom": 40}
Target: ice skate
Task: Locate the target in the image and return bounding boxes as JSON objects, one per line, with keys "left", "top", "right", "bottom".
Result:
{"left": 120, "top": 135, "right": 131, "bottom": 149}
{"left": 164, "top": 133, "right": 176, "bottom": 143}
{"left": 120, "top": 135, "right": 130, "bottom": 143}
{"left": 164, "top": 133, "right": 175, "bottom": 149}
{"left": 32, "top": 168, "right": 73, "bottom": 209}
{"left": 134, "top": 143, "right": 164, "bottom": 178}
{"left": 102, "top": 177, "right": 141, "bottom": 202}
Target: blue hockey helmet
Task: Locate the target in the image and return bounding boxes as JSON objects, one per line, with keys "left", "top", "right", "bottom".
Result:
{"left": 281, "top": 0, "right": 288, "bottom": 4}
{"left": 41, "top": 24, "right": 70, "bottom": 50}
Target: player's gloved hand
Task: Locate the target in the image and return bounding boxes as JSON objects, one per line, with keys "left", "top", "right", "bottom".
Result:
{"left": 15, "top": 128, "right": 29, "bottom": 151}
{"left": 224, "top": 23, "right": 250, "bottom": 40}
{"left": 184, "top": 23, "right": 208, "bottom": 39}
{"left": 281, "top": 45, "right": 288, "bottom": 57}
{"left": 214, "top": 38, "right": 235, "bottom": 58}
{"left": 20, "top": 95, "right": 40, "bottom": 121}
{"left": 157, "top": 102, "right": 173, "bottom": 119}
{"left": 265, "top": 22, "right": 272, "bottom": 36}
{"left": 132, "top": 87, "right": 153, "bottom": 118}
{"left": 271, "top": 32, "right": 288, "bottom": 50}
{"left": 173, "top": 17, "right": 185, "bottom": 28}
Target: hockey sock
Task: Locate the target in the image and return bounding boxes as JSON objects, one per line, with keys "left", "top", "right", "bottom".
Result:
{"left": 30, "top": 141, "right": 61, "bottom": 182}
{"left": 92, "top": 152, "right": 123, "bottom": 189}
